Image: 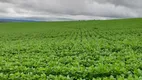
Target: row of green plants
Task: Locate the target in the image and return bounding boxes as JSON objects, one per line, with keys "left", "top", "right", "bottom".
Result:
{"left": 0, "top": 19, "right": 142, "bottom": 79}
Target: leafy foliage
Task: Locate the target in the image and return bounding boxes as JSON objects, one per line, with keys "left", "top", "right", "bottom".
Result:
{"left": 0, "top": 18, "right": 142, "bottom": 79}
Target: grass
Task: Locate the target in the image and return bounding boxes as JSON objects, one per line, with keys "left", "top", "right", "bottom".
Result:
{"left": 0, "top": 18, "right": 142, "bottom": 80}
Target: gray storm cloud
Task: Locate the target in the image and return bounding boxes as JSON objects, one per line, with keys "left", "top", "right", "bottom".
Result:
{"left": 0, "top": 0, "right": 142, "bottom": 20}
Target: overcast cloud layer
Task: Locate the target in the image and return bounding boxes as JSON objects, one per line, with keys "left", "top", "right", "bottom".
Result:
{"left": 0, "top": 0, "right": 142, "bottom": 20}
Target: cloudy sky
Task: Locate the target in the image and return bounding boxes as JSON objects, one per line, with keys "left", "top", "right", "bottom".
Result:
{"left": 0, "top": 0, "right": 142, "bottom": 20}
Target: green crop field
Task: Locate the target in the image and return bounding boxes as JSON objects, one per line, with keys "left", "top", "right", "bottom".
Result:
{"left": 0, "top": 18, "right": 142, "bottom": 80}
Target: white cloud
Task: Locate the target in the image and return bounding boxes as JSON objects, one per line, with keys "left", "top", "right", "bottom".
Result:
{"left": 0, "top": 0, "right": 141, "bottom": 20}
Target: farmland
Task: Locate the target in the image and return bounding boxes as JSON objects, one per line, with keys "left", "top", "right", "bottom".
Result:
{"left": 0, "top": 18, "right": 142, "bottom": 80}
